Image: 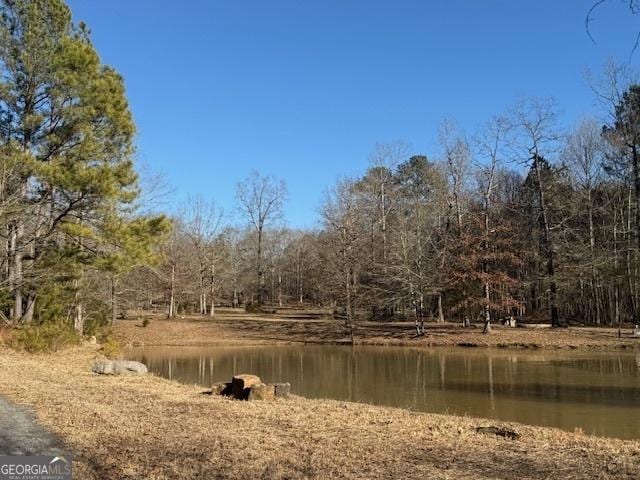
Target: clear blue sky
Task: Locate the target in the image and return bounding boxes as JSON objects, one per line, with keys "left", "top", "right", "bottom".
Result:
{"left": 67, "top": 0, "right": 638, "bottom": 228}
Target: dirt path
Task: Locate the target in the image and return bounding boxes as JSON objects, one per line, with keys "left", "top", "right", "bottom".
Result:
{"left": 0, "top": 395, "right": 66, "bottom": 455}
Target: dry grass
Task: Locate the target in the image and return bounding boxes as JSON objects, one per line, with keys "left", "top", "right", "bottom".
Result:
{"left": 0, "top": 345, "right": 639, "bottom": 479}
{"left": 113, "top": 308, "right": 640, "bottom": 351}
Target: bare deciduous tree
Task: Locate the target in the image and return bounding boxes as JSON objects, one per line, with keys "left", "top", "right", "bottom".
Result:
{"left": 474, "top": 115, "right": 511, "bottom": 333}
{"left": 511, "top": 97, "right": 563, "bottom": 327}
{"left": 236, "top": 171, "right": 287, "bottom": 304}
{"left": 182, "top": 196, "right": 223, "bottom": 315}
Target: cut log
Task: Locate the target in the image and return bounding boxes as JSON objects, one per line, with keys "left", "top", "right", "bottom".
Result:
{"left": 248, "top": 383, "right": 275, "bottom": 401}
{"left": 273, "top": 382, "right": 291, "bottom": 398}
{"left": 231, "top": 374, "right": 262, "bottom": 400}
{"left": 211, "top": 382, "right": 232, "bottom": 396}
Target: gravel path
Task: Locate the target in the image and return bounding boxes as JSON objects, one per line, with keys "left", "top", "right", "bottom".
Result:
{"left": 0, "top": 395, "right": 65, "bottom": 455}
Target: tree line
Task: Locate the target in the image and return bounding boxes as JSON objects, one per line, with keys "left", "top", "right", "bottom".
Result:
{"left": 4, "top": 0, "right": 640, "bottom": 337}
{"left": 0, "top": 0, "right": 168, "bottom": 335}
{"left": 122, "top": 83, "right": 640, "bottom": 337}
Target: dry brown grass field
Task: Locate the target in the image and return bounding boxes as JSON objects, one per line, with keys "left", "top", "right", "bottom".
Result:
{"left": 1, "top": 310, "right": 640, "bottom": 478}
{"left": 114, "top": 307, "right": 640, "bottom": 350}
{"left": 0, "top": 343, "right": 639, "bottom": 479}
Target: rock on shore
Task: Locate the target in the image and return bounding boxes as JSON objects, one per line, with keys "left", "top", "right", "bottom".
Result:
{"left": 92, "top": 360, "right": 148, "bottom": 375}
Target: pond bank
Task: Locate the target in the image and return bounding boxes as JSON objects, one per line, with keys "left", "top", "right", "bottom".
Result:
{"left": 126, "top": 344, "right": 640, "bottom": 439}
{"left": 0, "top": 345, "right": 638, "bottom": 479}
{"left": 113, "top": 309, "right": 640, "bottom": 351}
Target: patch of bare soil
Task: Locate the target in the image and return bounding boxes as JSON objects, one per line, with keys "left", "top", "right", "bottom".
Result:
{"left": 0, "top": 346, "right": 638, "bottom": 479}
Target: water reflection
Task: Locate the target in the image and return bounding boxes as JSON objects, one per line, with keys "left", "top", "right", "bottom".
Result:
{"left": 126, "top": 345, "right": 640, "bottom": 439}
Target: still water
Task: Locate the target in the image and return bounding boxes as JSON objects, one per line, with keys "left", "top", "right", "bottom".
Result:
{"left": 127, "top": 345, "right": 640, "bottom": 439}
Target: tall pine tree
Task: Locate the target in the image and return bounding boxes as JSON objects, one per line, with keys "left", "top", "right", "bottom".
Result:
{"left": 0, "top": 0, "right": 168, "bottom": 332}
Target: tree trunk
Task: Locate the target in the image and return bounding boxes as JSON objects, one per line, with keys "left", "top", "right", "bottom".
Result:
{"left": 381, "top": 181, "right": 387, "bottom": 261}
{"left": 626, "top": 188, "right": 637, "bottom": 321}
{"left": 209, "top": 263, "right": 216, "bottom": 317}
{"left": 296, "top": 248, "right": 303, "bottom": 304}
{"left": 11, "top": 220, "right": 23, "bottom": 322}
{"left": 411, "top": 285, "right": 421, "bottom": 335}
{"left": 110, "top": 276, "right": 117, "bottom": 325}
{"left": 533, "top": 155, "right": 561, "bottom": 327}
{"left": 23, "top": 294, "right": 35, "bottom": 325}
{"left": 632, "top": 146, "right": 640, "bottom": 324}
{"left": 74, "top": 283, "right": 84, "bottom": 335}
{"left": 614, "top": 214, "right": 622, "bottom": 335}
{"left": 483, "top": 187, "right": 492, "bottom": 334}
{"left": 483, "top": 283, "right": 491, "bottom": 334}
{"left": 199, "top": 261, "right": 206, "bottom": 315}
{"left": 587, "top": 189, "right": 600, "bottom": 324}
{"left": 257, "top": 226, "right": 264, "bottom": 304}
{"left": 346, "top": 267, "right": 353, "bottom": 342}
{"left": 482, "top": 316, "right": 492, "bottom": 334}
{"left": 169, "top": 263, "right": 176, "bottom": 318}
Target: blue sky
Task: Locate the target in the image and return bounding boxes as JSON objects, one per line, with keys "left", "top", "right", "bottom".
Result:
{"left": 67, "top": 0, "right": 639, "bottom": 228}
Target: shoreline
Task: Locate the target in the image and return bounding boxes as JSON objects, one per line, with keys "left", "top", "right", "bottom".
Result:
{"left": 112, "top": 310, "right": 640, "bottom": 351}
{"left": 119, "top": 337, "right": 640, "bottom": 349}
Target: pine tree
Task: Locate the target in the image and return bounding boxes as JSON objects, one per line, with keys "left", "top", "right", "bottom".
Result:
{"left": 0, "top": 0, "right": 168, "bottom": 331}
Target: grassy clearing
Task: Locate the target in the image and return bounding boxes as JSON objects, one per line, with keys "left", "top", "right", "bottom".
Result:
{"left": 113, "top": 308, "right": 640, "bottom": 350}
{"left": 0, "top": 345, "right": 638, "bottom": 479}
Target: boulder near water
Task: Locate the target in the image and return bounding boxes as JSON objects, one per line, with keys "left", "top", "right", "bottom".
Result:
{"left": 92, "top": 360, "right": 148, "bottom": 375}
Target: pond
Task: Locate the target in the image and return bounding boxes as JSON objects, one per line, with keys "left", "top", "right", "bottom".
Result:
{"left": 126, "top": 345, "right": 640, "bottom": 439}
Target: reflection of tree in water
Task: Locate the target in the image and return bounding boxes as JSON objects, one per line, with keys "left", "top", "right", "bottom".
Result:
{"left": 130, "top": 346, "right": 640, "bottom": 439}
{"left": 549, "top": 357, "right": 640, "bottom": 375}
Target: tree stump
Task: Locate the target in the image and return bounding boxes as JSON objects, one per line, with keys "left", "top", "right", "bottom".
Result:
{"left": 231, "top": 374, "right": 262, "bottom": 400}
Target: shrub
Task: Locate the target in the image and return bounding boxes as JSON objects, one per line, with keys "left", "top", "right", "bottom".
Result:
{"left": 90, "top": 327, "right": 120, "bottom": 358}
{"left": 142, "top": 318, "right": 150, "bottom": 327}
{"left": 94, "top": 326, "right": 113, "bottom": 344}
{"left": 245, "top": 303, "right": 263, "bottom": 314}
{"left": 82, "top": 301, "right": 111, "bottom": 337}
{"left": 8, "top": 323, "right": 80, "bottom": 353}
{"left": 33, "top": 281, "right": 75, "bottom": 325}
{"left": 100, "top": 336, "right": 120, "bottom": 359}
